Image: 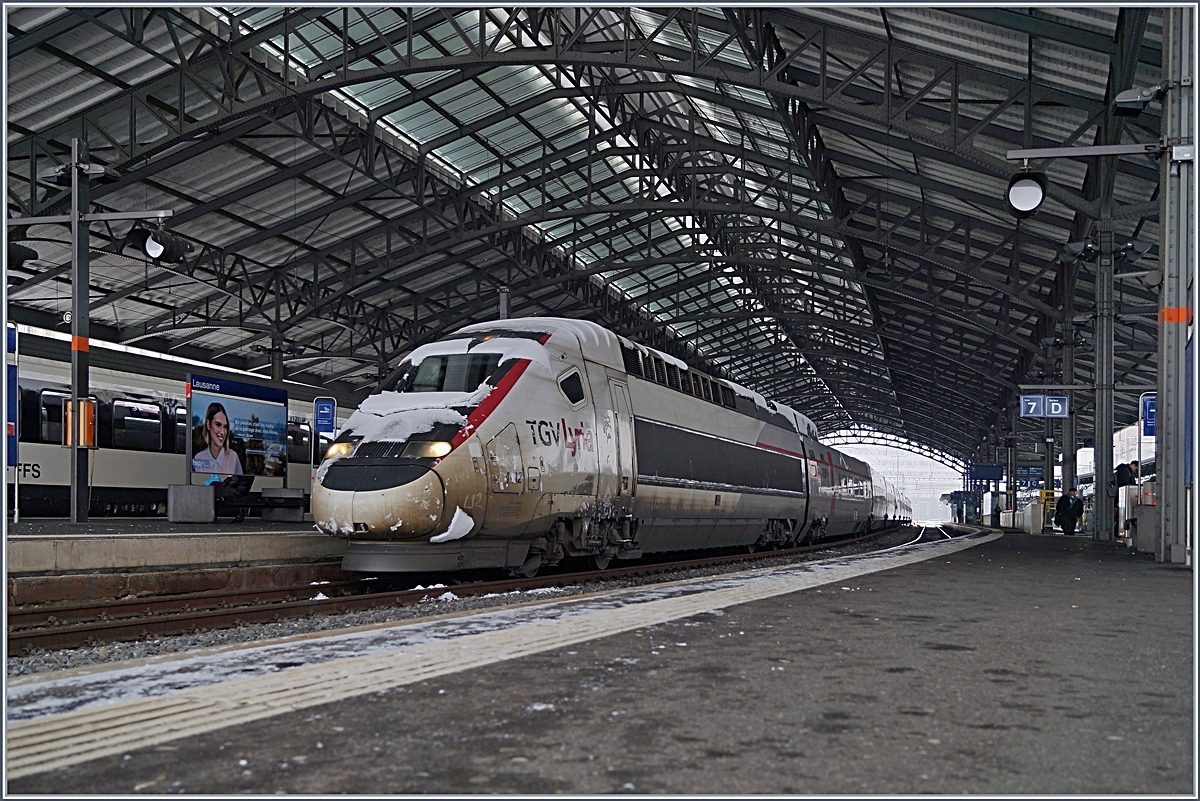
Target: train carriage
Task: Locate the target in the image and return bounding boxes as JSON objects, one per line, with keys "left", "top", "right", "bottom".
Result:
{"left": 313, "top": 318, "right": 909, "bottom": 574}
{"left": 10, "top": 353, "right": 332, "bottom": 517}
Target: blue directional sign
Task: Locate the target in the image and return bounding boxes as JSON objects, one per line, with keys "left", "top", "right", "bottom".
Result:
{"left": 1045, "top": 395, "right": 1070, "bottom": 418}
{"left": 1020, "top": 395, "right": 1045, "bottom": 418}
{"left": 1142, "top": 395, "right": 1156, "bottom": 437}
{"left": 313, "top": 398, "right": 337, "bottom": 434}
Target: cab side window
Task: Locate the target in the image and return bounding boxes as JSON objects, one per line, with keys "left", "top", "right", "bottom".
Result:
{"left": 558, "top": 370, "right": 586, "bottom": 406}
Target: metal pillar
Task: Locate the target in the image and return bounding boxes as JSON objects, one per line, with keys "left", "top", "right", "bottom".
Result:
{"left": 1063, "top": 303, "right": 1077, "bottom": 493}
{"left": 498, "top": 286, "right": 510, "bottom": 320}
{"left": 1006, "top": 409, "right": 1018, "bottom": 514}
{"left": 1094, "top": 220, "right": 1115, "bottom": 540}
{"left": 69, "top": 138, "right": 91, "bottom": 523}
{"left": 1157, "top": 5, "right": 1194, "bottom": 564}
{"left": 270, "top": 338, "right": 285, "bottom": 383}
{"left": 1044, "top": 418, "right": 1056, "bottom": 495}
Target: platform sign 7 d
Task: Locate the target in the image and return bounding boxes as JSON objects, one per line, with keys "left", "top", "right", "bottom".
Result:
{"left": 1020, "top": 395, "right": 1069, "bottom": 418}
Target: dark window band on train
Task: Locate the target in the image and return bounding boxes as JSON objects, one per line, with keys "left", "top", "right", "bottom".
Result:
{"left": 635, "top": 418, "right": 806, "bottom": 495}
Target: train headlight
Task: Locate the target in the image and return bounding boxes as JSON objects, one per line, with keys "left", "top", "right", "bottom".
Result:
{"left": 402, "top": 440, "right": 452, "bottom": 458}
{"left": 324, "top": 441, "right": 355, "bottom": 461}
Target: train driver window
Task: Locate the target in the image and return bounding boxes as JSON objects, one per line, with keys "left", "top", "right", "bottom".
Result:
{"left": 39, "top": 391, "right": 68, "bottom": 444}
{"left": 403, "top": 354, "right": 502, "bottom": 393}
{"left": 558, "top": 370, "right": 586, "bottom": 406}
{"left": 113, "top": 400, "right": 162, "bottom": 451}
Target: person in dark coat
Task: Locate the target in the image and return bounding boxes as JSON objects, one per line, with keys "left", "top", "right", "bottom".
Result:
{"left": 1114, "top": 460, "right": 1139, "bottom": 488}
{"left": 1055, "top": 487, "right": 1084, "bottom": 536}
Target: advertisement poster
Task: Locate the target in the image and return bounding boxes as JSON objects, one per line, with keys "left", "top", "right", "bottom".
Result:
{"left": 187, "top": 374, "right": 288, "bottom": 478}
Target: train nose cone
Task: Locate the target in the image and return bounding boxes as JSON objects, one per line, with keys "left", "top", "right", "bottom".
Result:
{"left": 313, "top": 460, "right": 445, "bottom": 538}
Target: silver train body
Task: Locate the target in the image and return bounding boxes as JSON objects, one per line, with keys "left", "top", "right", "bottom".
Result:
{"left": 313, "top": 319, "right": 911, "bottom": 573}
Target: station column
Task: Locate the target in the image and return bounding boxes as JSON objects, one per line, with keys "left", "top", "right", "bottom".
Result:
{"left": 1157, "top": 6, "right": 1194, "bottom": 565}
{"left": 69, "top": 139, "right": 91, "bottom": 524}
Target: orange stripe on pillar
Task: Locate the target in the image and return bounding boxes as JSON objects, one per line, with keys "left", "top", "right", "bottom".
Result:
{"left": 70, "top": 336, "right": 89, "bottom": 352}
{"left": 1158, "top": 306, "right": 1193, "bottom": 324}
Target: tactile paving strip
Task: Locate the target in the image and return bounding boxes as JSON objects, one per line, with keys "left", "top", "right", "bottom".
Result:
{"left": 8, "top": 531, "right": 999, "bottom": 778}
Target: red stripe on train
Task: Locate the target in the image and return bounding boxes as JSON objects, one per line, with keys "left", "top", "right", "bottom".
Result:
{"left": 449, "top": 358, "right": 533, "bottom": 450}
{"left": 440, "top": 334, "right": 551, "bottom": 459}
{"left": 754, "top": 441, "right": 805, "bottom": 459}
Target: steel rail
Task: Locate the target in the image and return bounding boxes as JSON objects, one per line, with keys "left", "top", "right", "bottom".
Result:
{"left": 8, "top": 526, "right": 942, "bottom": 653}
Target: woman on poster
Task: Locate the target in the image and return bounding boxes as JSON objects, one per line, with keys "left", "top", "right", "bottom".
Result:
{"left": 192, "top": 402, "right": 244, "bottom": 475}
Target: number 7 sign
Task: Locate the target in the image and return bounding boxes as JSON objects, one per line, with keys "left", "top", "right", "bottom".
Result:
{"left": 1020, "top": 395, "right": 1045, "bottom": 417}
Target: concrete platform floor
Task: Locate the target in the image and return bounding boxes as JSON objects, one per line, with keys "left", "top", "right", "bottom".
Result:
{"left": 7, "top": 517, "right": 319, "bottom": 538}
{"left": 7, "top": 518, "right": 345, "bottom": 604}
{"left": 9, "top": 534, "right": 1193, "bottom": 794}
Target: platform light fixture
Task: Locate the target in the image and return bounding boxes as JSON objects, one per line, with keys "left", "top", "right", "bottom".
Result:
{"left": 127, "top": 227, "right": 193, "bottom": 264}
{"left": 1113, "top": 82, "right": 1171, "bottom": 117}
{"left": 1120, "top": 241, "right": 1153, "bottom": 264}
{"left": 1005, "top": 170, "right": 1048, "bottom": 218}
{"left": 1059, "top": 241, "right": 1098, "bottom": 264}
{"left": 7, "top": 242, "right": 38, "bottom": 269}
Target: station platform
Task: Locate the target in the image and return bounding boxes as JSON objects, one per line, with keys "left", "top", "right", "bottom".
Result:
{"left": 6, "top": 518, "right": 345, "bottom": 605}
{"left": 7, "top": 531, "right": 1192, "bottom": 794}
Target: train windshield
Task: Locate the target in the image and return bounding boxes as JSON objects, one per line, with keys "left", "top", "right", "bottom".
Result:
{"left": 399, "top": 353, "right": 503, "bottom": 393}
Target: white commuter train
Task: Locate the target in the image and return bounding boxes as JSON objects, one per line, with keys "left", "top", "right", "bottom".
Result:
{"left": 9, "top": 354, "right": 335, "bottom": 517}
{"left": 313, "top": 318, "right": 911, "bottom": 575}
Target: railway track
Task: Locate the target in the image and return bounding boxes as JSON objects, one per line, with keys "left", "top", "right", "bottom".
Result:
{"left": 8, "top": 525, "right": 954, "bottom": 653}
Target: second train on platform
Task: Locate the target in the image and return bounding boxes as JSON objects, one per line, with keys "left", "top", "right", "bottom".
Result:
{"left": 313, "top": 318, "right": 911, "bottom": 574}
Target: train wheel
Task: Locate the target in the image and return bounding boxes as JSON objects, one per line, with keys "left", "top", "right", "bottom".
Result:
{"left": 517, "top": 553, "right": 542, "bottom": 578}
{"left": 590, "top": 554, "right": 612, "bottom": 571}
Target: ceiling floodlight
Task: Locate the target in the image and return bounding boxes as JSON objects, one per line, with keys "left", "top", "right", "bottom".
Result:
{"left": 8, "top": 242, "right": 38, "bottom": 269}
{"left": 127, "top": 227, "right": 193, "bottom": 264}
{"left": 1005, "top": 171, "right": 1047, "bottom": 218}
{"left": 1121, "top": 241, "right": 1153, "bottom": 264}
{"left": 1113, "top": 83, "right": 1169, "bottom": 117}
{"left": 1060, "top": 241, "right": 1098, "bottom": 263}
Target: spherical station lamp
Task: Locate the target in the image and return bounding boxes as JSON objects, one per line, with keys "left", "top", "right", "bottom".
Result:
{"left": 127, "top": 227, "right": 194, "bottom": 264}
{"left": 1005, "top": 171, "right": 1048, "bottom": 219}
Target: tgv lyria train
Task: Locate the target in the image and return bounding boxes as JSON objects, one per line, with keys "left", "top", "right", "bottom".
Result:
{"left": 313, "top": 318, "right": 910, "bottom": 575}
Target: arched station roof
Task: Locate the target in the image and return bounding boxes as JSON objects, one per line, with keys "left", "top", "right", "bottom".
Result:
{"left": 6, "top": 7, "right": 1165, "bottom": 465}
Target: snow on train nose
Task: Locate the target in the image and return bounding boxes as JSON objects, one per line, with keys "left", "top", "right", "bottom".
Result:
{"left": 313, "top": 456, "right": 445, "bottom": 538}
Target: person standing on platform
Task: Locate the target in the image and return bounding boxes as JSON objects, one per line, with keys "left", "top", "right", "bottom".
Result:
{"left": 1114, "top": 460, "right": 1139, "bottom": 488}
{"left": 1111, "top": 461, "right": 1139, "bottom": 538}
{"left": 1055, "top": 487, "right": 1083, "bottom": 536}
{"left": 992, "top": 503, "right": 1001, "bottom": 528}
